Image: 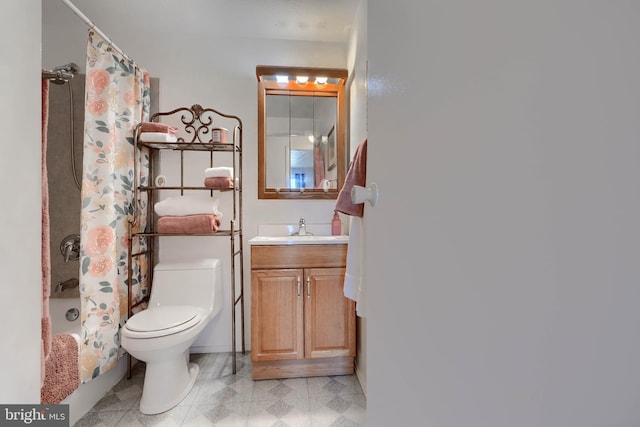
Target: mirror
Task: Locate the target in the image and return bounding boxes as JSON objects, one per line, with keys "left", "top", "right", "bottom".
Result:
{"left": 257, "top": 66, "right": 347, "bottom": 199}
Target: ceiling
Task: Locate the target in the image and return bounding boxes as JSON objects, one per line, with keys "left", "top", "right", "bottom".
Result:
{"left": 212, "top": 0, "right": 361, "bottom": 43}
{"left": 52, "top": 0, "right": 361, "bottom": 44}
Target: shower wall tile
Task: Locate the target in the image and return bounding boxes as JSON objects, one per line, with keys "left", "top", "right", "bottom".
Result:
{"left": 47, "top": 75, "right": 84, "bottom": 299}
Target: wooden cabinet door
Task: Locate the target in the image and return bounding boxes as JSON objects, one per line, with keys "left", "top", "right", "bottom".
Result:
{"left": 304, "top": 268, "right": 355, "bottom": 358}
{"left": 251, "top": 269, "right": 304, "bottom": 362}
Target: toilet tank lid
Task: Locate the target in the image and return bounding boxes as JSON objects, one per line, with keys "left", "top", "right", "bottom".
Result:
{"left": 154, "top": 258, "right": 221, "bottom": 271}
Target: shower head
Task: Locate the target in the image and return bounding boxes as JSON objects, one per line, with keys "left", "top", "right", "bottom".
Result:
{"left": 43, "top": 62, "right": 79, "bottom": 84}
{"left": 46, "top": 71, "right": 73, "bottom": 84}
{"left": 54, "top": 62, "right": 79, "bottom": 74}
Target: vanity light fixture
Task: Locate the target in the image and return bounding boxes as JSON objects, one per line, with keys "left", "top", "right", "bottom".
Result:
{"left": 315, "top": 76, "right": 328, "bottom": 84}
{"left": 296, "top": 75, "right": 309, "bottom": 84}
{"left": 276, "top": 75, "right": 289, "bottom": 84}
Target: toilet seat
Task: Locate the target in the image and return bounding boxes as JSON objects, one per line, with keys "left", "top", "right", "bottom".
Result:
{"left": 124, "top": 305, "right": 202, "bottom": 338}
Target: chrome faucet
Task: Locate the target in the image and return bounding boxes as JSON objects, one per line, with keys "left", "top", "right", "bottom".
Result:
{"left": 55, "top": 277, "right": 79, "bottom": 293}
{"left": 291, "top": 217, "right": 313, "bottom": 236}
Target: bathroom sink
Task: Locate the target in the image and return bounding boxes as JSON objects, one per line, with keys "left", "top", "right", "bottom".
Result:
{"left": 249, "top": 235, "right": 348, "bottom": 245}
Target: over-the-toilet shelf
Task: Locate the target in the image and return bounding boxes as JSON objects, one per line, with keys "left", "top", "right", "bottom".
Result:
{"left": 127, "top": 104, "right": 245, "bottom": 374}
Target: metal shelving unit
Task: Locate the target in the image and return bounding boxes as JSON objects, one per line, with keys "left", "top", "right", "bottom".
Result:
{"left": 127, "top": 104, "right": 245, "bottom": 377}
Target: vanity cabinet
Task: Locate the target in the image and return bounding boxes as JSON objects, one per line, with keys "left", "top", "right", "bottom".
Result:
{"left": 250, "top": 244, "right": 355, "bottom": 380}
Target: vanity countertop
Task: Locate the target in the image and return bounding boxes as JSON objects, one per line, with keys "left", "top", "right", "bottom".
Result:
{"left": 249, "top": 235, "right": 348, "bottom": 246}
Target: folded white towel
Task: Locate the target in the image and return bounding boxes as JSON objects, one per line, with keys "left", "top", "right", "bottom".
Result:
{"left": 139, "top": 132, "right": 178, "bottom": 143}
{"left": 204, "top": 167, "right": 234, "bottom": 178}
{"left": 154, "top": 194, "right": 223, "bottom": 217}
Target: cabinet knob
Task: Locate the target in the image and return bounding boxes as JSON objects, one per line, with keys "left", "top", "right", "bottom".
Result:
{"left": 297, "top": 276, "right": 301, "bottom": 297}
{"left": 307, "top": 276, "right": 311, "bottom": 298}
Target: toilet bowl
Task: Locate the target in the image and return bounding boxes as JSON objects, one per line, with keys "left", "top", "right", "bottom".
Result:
{"left": 121, "top": 259, "right": 223, "bottom": 415}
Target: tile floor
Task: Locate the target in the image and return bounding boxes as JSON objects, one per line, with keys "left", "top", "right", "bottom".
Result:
{"left": 74, "top": 352, "right": 366, "bottom": 426}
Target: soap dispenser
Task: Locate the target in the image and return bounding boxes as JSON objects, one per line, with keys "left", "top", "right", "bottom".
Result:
{"left": 331, "top": 211, "right": 342, "bottom": 236}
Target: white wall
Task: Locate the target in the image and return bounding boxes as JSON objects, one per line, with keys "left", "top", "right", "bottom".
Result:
{"left": 347, "top": 0, "right": 368, "bottom": 154}
{"left": 42, "top": 0, "right": 349, "bottom": 353}
{"left": 0, "top": 0, "right": 42, "bottom": 403}
{"left": 367, "top": 1, "right": 640, "bottom": 426}
{"left": 346, "top": 0, "right": 368, "bottom": 395}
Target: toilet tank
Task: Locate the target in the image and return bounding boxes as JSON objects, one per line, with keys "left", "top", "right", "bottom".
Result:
{"left": 149, "top": 259, "right": 223, "bottom": 313}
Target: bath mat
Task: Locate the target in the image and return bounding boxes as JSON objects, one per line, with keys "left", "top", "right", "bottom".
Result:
{"left": 41, "top": 334, "right": 79, "bottom": 404}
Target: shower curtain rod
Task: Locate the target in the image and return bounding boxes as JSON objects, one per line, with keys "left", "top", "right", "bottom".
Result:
{"left": 60, "top": 0, "right": 133, "bottom": 63}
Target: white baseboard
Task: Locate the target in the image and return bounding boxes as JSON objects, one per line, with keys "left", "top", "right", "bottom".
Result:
{"left": 355, "top": 359, "right": 367, "bottom": 397}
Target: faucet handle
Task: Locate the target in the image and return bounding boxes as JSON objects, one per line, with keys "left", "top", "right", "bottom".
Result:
{"left": 60, "top": 234, "right": 80, "bottom": 262}
{"left": 299, "top": 217, "right": 305, "bottom": 225}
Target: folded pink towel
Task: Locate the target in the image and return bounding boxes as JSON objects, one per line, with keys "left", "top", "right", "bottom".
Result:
{"left": 41, "top": 334, "right": 79, "bottom": 404}
{"left": 335, "top": 139, "right": 367, "bottom": 217}
{"left": 157, "top": 215, "right": 221, "bottom": 233}
{"left": 204, "top": 176, "right": 234, "bottom": 191}
{"left": 141, "top": 121, "right": 178, "bottom": 135}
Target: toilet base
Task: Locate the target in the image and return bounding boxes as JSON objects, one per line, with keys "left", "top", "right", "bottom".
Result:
{"left": 139, "top": 353, "right": 200, "bottom": 415}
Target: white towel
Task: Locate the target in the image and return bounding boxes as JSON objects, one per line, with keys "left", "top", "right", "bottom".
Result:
{"left": 139, "top": 132, "right": 178, "bottom": 143}
{"left": 204, "top": 167, "right": 234, "bottom": 178}
{"left": 154, "top": 194, "right": 222, "bottom": 217}
{"left": 344, "top": 216, "right": 366, "bottom": 317}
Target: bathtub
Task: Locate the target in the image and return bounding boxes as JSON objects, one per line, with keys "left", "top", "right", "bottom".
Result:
{"left": 49, "top": 297, "right": 129, "bottom": 425}
{"left": 49, "top": 297, "right": 80, "bottom": 335}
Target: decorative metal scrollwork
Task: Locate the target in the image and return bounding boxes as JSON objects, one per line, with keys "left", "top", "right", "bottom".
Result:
{"left": 178, "top": 104, "right": 214, "bottom": 143}
{"left": 150, "top": 104, "right": 239, "bottom": 144}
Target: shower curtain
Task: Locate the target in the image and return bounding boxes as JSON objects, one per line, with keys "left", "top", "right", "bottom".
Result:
{"left": 79, "top": 30, "right": 150, "bottom": 382}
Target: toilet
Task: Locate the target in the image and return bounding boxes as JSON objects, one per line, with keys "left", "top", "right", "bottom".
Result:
{"left": 121, "top": 258, "right": 223, "bottom": 415}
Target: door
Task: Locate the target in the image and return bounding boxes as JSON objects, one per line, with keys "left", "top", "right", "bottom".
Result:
{"left": 251, "top": 269, "right": 304, "bottom": 361}
{"left": 304, "top": 267, "right": 355, "bottom": 358}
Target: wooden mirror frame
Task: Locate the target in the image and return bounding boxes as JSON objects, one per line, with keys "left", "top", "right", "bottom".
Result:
{"left": 257, "top": 65, "right": 348, "bottom": 199}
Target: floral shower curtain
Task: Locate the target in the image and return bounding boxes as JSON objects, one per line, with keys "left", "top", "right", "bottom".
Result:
{"left": 79, "top": 30, "right": 151, "bottom": 382}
